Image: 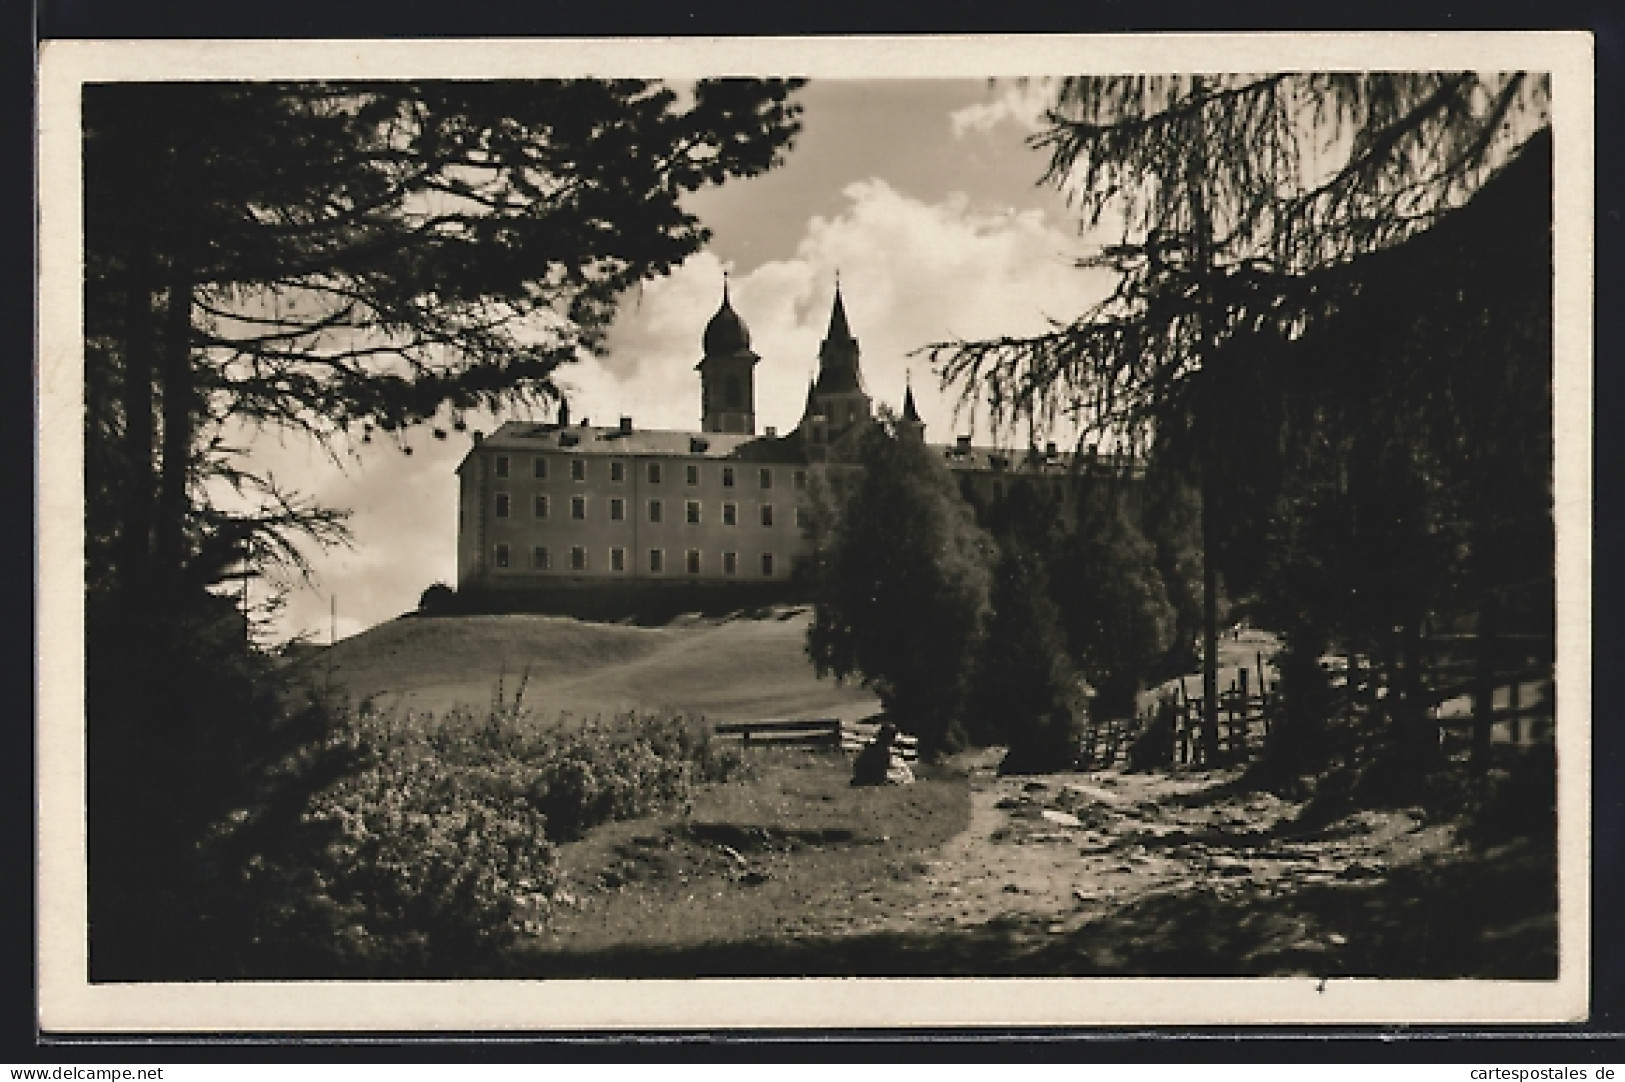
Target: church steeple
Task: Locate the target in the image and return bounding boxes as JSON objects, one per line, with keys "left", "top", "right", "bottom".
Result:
{"left": 798, "top": 277, "right": 874, "bottom": 451}
{"left": 814, "top": 279, "right": 865, "bottom": 396}
{"left": 697, "top": 273, "right": 760, "bottom": 435}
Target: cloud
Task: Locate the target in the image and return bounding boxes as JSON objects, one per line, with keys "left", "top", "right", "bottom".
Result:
{"left": 596, "top": 176, "right": 1112, "bottom": 441}
{"left": 248, "top": 176, "right": 1115, "bottom": 642}
{"left": 949, "top": 79, "right": 1057, "bottom": 139}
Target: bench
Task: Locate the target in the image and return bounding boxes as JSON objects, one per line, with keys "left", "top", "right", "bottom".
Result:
{"left": 715, "top": 717, "right": 842, "bottom": 747}
{"left": 713, "top": 717, "right": 920, "bottom": 762}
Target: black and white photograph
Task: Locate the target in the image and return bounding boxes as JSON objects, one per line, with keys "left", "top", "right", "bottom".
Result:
{"left": 35, "top": 34, "right": 1593, "bottom": 1031}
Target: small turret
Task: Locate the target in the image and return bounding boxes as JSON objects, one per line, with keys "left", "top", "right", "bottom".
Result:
{"left": 898, "top": 376, "right": 925, "bottom": 442}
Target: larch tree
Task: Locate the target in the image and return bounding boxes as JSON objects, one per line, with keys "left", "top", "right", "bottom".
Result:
{"left": 925, "top": 73, "right": 1549, "bottom": 764}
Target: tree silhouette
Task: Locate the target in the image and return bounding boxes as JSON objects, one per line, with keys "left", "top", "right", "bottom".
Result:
{"left": 807, "top": 415, "right": 996, "bottom": 755}
{"left": 926, "top": 74, "right": 1549, "bottom": 765}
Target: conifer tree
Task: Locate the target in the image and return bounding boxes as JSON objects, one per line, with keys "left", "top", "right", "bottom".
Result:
{"left": 807, "top": 415, "right": 995, "bottom": 755}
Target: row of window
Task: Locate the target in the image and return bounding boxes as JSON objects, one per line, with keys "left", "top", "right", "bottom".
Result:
{"left": 494, "top": 493, "right": 800, "bottom": 528}
{"left": 495, "top": 455, "right": 805, "bottom": 491}
{"left": 493, "top": 544, "right": 778, "bottom": 577}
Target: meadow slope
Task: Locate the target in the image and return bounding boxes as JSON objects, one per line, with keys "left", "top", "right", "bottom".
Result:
{"left": 296, "top": 607, "right": 881, "bottom": 725}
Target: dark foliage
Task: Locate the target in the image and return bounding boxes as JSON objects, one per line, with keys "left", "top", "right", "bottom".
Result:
{"left": 82, "top": 78, "right": 804, "bottom": 977}
{"left": 806, "top": 415, "right": 995, "bottom": 756}
{"left": 965, "top": 545, "right": 1084, "bottom": 773}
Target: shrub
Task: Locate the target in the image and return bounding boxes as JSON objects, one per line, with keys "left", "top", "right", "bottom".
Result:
{"left": 418, "top": 581, "right": 456, "bottom": 614}
{"left": 1126, "top": 696, "right": 1178, "bottom": 771}
{"left": 966, "top": 544, "right": 1086, "bottom": 773}
{"left": 203, "top": 703, "right": 744, "bottom": 977}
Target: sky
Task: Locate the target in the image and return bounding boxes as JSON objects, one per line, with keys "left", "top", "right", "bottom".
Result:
{"left": 243, "top": 78, "right": 1123, "bottom": 643}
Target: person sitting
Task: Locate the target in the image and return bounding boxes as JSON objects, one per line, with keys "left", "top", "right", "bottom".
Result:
{"left": 851, "top": 721, "right": 914, "bottom": 786}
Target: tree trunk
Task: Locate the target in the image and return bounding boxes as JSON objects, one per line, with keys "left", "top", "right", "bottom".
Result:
{"left": 1471, "top": 588, "right": 1501, "bottom": 772}
{"left": 1200, "top": 459, "right": 1221, "bottom": 765}
{"left": 119, "top": 243, "right": 157, "bottom": 595}
{"left": 1187, "top": 75, "right": 1223, "bottom": 768}
{"left": 156, "top": 256, "right": 195, "bottom": 582}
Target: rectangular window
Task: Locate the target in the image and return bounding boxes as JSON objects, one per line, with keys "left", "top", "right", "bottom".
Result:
{"left": 533, "top": 494, "right": 549, "bottom": 519}
{"left": 649, "top": 549, "right": 664, "bottom": 574}
{"left": 648, "top": 499, "right": 663, "bottom": 524}
{"left": 610, "top": 547, "right": 626, "bottom": 572}
{"left": 610, "top": 497, "right": 625, "bottom": 521}
{"left": 686, "top": 499, "right": 702, "bottom": 525}
{"left": 722, "top": 502, "right": 737, "bottom": 526}
{"left": 723, "top": 551, "right": 738, "bottom": 575}
{"left": 571, "top": 495, "right": 586, "bottom": 520}
{"left": 495, "top": 455, "right": 510, "bottom": 479}
{"left": 494, "top": 543, "right": 510, "bottom": 568}
{"left": 759, "top": 467, "right": 773, "bottom": 490}
{"left": 686, "top": 549, "right": 701, "bottom": 575}
{"left": 793, "top": 469, "right": 808, "bottom": 490}
{"left": 569, "top": 458, "right": 585, "bottom": 482}
{"left": 532, "top": 457, "right": 548, "bottom": 480}
{"left": 686, "top": 463, "right": 699, "bottom": 486}
{"left": 532, "top": 545, "right": 550, "bottom": 570}
{"left": 570, "top": 546, "right": 587, "bottom": 571}
{"left": 722, "top": 466, "right": 735, "bottom": 488}
{"left": 610, "top": 460, "right": 625, "bottom": 483}
{"left": 760, "top": 504, "right": 774, "bottom": 527}
{"left": 648, "top": 461, "right": 663, "bottom": 484}
{"left": 494, "top": 493, "right": 511, "bottom": 518}
{"left": 760, "top": 552, "right": 774, "bottom": 577}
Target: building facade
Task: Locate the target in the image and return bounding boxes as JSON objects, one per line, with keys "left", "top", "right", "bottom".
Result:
{"left": 455, "top": 284, "right": 1099, "bottom": 608}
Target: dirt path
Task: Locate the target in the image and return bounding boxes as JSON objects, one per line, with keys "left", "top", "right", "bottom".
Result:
{"left": 844, "top": 750, "right": 1462, "bottom": 951}
{"left": 521, "top": 746, "right": 1556, "bottom": 978}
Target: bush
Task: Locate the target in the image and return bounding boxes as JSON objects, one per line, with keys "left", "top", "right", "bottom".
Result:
{"left": 418, "top": 581, "right": 456, "bottom": 614}
{"left": 203, "top": 704, "right": 746, "bottom": 977}
{"left": 1126, "top": 696, "right": 1178, "bottom": 771}
{"left": 967, "top": 544, "right": 1086, "bottom": 773}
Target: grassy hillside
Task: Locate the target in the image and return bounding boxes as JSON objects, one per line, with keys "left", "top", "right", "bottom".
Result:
{"left": 294, "top": 607, "right": 880, "bottom": 725}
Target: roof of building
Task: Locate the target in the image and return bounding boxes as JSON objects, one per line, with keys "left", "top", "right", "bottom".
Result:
{"left": 465, "top": 420, "right": 810, "bottom": 465}
{"left": 464, "top": 420, "right": 1136, "bottom": 477}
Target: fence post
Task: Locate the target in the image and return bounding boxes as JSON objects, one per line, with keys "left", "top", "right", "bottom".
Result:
{"left": 1509, "top": 678, "right": 1522, "bottom": 746}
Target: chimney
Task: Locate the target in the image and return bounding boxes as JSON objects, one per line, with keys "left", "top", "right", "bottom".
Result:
{"left": 558, "top": 401, "right": 570, "bottom": 427}
{"left": 765, "top": 425, "right": 777, "bottom": 438}
{"left": 955, "top": 435, "right": 971, "bottom": 452}
{"left": 1045, "top": 441, "right": 1057, "bottom": 458}
{"left": 619, "top": 416, "right": 633, "bottom": 435}
{"left": 471, "top": 431, "right": 484, "bottom": 445}
{"left": 580, "top": 418, "right": 589, "bottom": 427}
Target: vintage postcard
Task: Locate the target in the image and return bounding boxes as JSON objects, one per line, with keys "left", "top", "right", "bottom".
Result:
{"left": 36, "top": 32, "right": 1593, "bottom": 1031}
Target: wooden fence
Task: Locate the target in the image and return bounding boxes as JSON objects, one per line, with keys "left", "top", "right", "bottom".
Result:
{"left": 1106, "top": 633, "right": 1555, "bottom": 769}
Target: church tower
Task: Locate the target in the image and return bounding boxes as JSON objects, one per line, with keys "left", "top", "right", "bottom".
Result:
{"left": 697, "top": 278, "right": 759, "bottom": 434}
{"left": 803, "top": 281, "right": 873, "bottom": 436}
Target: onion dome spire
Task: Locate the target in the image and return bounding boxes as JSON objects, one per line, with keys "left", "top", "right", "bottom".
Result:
{"left": 702, "top": 272, "right": 752, "bottom": 356}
